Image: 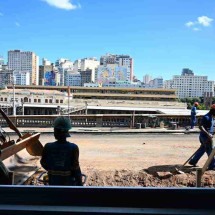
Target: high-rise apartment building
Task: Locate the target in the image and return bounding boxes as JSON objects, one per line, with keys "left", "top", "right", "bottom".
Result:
{"left": 0, "top": 70, "right": 13, "bottom": 88}
{"left": 147, "top": 77, "right": 163, "bottom": 88}
{"left": 80, "top": 69, "right": 92, "bottom": 86}
{"left": 42, "top": 58, "right": 52, "bottom": 66}
{"left": 73, "top": 58, "right": 99, "bottom": 83}
{"left": 181, "top": 68, "right": 194, "bottom": 76}
{"left": 8, "top": 50, "right": 39, "bottom": 85}
{"left": 0, "top": 56, "right": 4, "bottom": 66}
{"left": 143, "top": 74, "right": 152, "bottom": 84}
{"left": 39, "top": 64, "right": 54, "bottom": 85}
{"left": 73, "top": 59, "right": 81, "bottom": 73}
{"left": 164, "top": 69, "right": 214, "bottom": 98}
{"left": 80, "top": 58, "right": 99, "bottom": 83}
{"left": 96, "top": 64, "right": 130, "bottom": 84}
{"left": 65, "top": 71, "right": 81, "bottom": 86}
{"left": 44, "top": 70, "right": 60, "bottom": 86}
{"left": 56, "top": 59, "right": 73, "bottom": 86}
{"left": 13, "top": 71, "right": 30, "bottom": 85}
{"left": 100, "top": 54, "right": 133, "bottom": 81}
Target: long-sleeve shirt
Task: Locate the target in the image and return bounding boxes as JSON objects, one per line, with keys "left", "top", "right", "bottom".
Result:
{"left": 191, "top": 106, "right": 197, "bottom": 117}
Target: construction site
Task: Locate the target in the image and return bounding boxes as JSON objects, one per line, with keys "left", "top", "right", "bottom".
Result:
{"left": 0, "top": 86, "right": 215, "bottom": 214}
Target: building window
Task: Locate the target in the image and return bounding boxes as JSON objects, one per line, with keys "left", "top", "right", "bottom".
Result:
{"left": 34, "top": 99, "right": 37, "bottom": 103}
{"left": 60, "top": 100, "right": 63, "bottom": 103}
{"left": 49, "top": 99, "right": 52, "bottom": 103}
{"left": 4, "top": 98, "right": 7, "bottom": 102}
{"left": 56, "top": 99, "right": 59, "bottom": 103}
{"left": 45, "top": 99, "right": 48, "bottom": 103}
{"left": 0, "top": 98, "right": 3, "bottom": 101}
{"left": 38, "top": 99, "right": 41, "bottom": 103}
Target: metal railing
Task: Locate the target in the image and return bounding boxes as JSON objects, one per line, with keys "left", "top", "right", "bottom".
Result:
{"left": 0, "top": 114, "right": 201, "bottom": 128}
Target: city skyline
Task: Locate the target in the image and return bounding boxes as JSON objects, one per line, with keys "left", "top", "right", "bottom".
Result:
{"left": 0, "top": 0, "right": 215, "bottom": 80}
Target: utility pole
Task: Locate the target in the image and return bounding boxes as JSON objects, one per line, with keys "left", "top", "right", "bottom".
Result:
{"left": 12, "top": 75, "right": 16, "bottom": 116}
{"left": 22, "top": 101, "right": 24, "bottom": 115}
{"left": 68, "top": 86, "right": 70, "bottom": 118}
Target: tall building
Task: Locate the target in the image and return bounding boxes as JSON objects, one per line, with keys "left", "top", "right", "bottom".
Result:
{"left": 96, "top": 64, "right": 130, "bottom": 84}
{"left": 100, "top": 54, "right": 133, "bottom": 81}
{"left": 0, "top": 56, "right": 4, "bottom": 66}
{"left": 0, "top": 70, "right": 13, "bottom": 88}
{"left": 55, "top": 58, "right": 70, "bottom": 67}
{"left": 44, "top": 70, "right": 60, "bottom": 86}
{"left": 42, "top": 58, "right": 52, "bottom": 66}
{"left": 164, "top": 70, "right": 214, "bottom": 98}
{"left": 143, "top": 74, "right": 152, "bottom": 84}
{"left": 13, "top": 71, "right": 30, "bottom": 85}
{"left": 65, "top": 71, "right": 81, "bottom": 86}
{"left": 80, "top": 58, "right": 99, "bottom": 83}
{"left": 73, "top": 58, "right": 99, "bottom": 82}
{"left": 8, "top": 50, "right": 39, "bottom": 85}
{"left": 147, "top": 77, "right": 163, "bottom": 88}
{"left": 80, "top": 69, "right": 92, "bottom": 86}
{"left": 181, "top": 68, "right": 194, "bottom": 76}
{"left": 39, "top": 64, "right": 54, "bottom": 85}
{"left": 57, "top": 59, "right": 73, "bottom": 86}
{"left": 73, "top": 59, "right": 81, "bottom": 73}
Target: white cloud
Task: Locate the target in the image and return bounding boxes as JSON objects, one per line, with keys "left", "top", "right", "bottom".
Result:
{"left": 15, "top": 22, "right": 20, "bottom": 27}
{"left": 185, "top": 21, "right": 195, "bottom": 27}
{"left": 42, "top": 0, "right": 79, "bottom": 10}
{"left": 193, "top": 27, "right": 201, "bottom": 31}
{"left": 185, "top": 15, "right": 213, "bottom": 31}
{"left": 197, "top": 16, "right": 213, "bottom": 27}
{"left": 0, "top": 12, "right": 3, "bottom": 16}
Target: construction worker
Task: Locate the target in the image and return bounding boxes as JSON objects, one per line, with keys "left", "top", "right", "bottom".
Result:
{"left": 189, "top": 104, "right": 215, "bottom": 169}
{"left": 40, "top": 116, "right": 83, "bottom": 186}
{"left": 190, "top": 102, "right": 199, "bottom": 129}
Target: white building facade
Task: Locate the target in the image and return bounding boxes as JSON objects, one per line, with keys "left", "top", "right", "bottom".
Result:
{"left": 146, "top": 78, "right": 163, "bottom": 88}
{"left": 13, "top": 71, "right": 30, "bottom": 85}
{"left": 164, "top": 73, "right": 214, "bottom": 98}
{"left": 8, "top": 50, "right": 39, "bottom": 85}
{"left": 143, "top": 74, "right": 152, "bottom": 84}
{"left": 65, "top": 71, "right": 81, "bottom": 86}
{"left": 73, "top": 58, "right": 99, "bottom": 83}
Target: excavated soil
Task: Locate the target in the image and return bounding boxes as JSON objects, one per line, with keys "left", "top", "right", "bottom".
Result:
{"left": 24, "top": 133, "right": 215, "bottom": 187}
{"left": 26, "top": 168, "right": 215, "bottom": 187}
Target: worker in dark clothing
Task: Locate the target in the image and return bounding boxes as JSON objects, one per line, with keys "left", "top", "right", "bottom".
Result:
{"left": 190, "top": 102, "right": 199, "bottom": 129}
{"left": 189, "top": 104, "right": 215, "bottom": 169}
{"left": 40, "top": 116, "right": 83, "bottom": 186}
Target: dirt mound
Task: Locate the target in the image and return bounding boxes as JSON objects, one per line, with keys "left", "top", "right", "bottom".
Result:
{"left": 26, "top": 169, "right": 215, "bottom": 187}
{"left": 85, "top": 169, "right": 211, "bottom": 187}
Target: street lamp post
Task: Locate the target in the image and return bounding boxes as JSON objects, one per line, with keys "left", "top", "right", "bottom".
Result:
{"left": 68, "top": 86, "right": 70, "bottom": 118}
{"left": 12, "top": 76, "right": 16, "bottom": 116}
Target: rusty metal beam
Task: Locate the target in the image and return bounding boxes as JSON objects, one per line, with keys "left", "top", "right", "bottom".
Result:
{"left": 0, "top": 133, "right": 40, "bottom": 160}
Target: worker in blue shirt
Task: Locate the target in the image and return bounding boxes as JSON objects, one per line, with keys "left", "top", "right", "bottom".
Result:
{"left": 189, "top": 104, "right": 215, "bottom": 169}
{"left": 40, "top": 116, "right": 83, "bottom": 186}
{"left": 190, "top": 102, "right": 199, "bottom": 129}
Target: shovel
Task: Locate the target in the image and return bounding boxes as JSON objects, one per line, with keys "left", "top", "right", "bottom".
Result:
{"left": 175, "top": 148, "right": 199, "bottom": 174}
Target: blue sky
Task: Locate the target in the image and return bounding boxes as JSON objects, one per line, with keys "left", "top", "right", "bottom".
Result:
{"left": 0, "top": 0, "right": 215, "bottom": 81}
